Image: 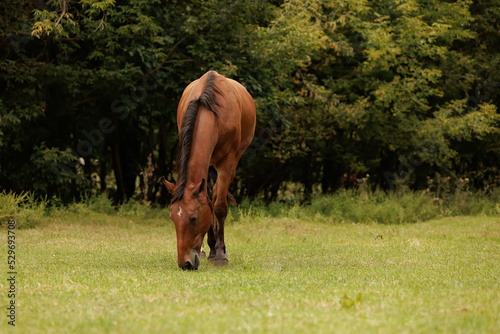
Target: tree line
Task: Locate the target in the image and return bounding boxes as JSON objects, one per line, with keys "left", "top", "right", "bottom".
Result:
{"left": 1, "top": 0, "right": 499, "bottom": 204}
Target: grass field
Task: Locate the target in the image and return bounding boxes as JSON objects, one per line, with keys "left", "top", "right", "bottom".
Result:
{"left": 1, "top": 209, "right": 499, "bottom": 333}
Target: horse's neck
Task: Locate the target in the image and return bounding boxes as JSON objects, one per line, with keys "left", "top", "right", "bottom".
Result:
{"left": 185, "top": 108, "right": 218, "bottom": 185}
{"left": 186, "top": 154, "right": 211, "bottom": 186}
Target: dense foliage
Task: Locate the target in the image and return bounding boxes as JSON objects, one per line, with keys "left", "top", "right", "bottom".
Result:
{"left": 1, "top": 0, "right": 499, "bottom": 203}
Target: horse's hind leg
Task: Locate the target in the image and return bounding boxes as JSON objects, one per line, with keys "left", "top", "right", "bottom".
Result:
{"left": 207, "top": 223, "right": 217, "bottom": 259}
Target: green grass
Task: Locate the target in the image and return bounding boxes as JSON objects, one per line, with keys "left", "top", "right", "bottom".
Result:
{"left": 1, "top": 210, "right": 499, "bottom": 333}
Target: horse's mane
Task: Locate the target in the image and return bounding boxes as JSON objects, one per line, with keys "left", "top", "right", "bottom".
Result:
{"left": 172, "top": 71, "right": 222, "bottom": 203}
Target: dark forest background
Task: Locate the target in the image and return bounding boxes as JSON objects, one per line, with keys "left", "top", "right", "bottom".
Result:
{"left": 1, "top": 0, "right": 499, "bottom": 204}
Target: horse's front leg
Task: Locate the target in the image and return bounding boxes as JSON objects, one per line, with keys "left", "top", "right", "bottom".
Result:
{"left": 207, "top": 167, "right": 233, "bottom": 266}
{"left": 200, "top": 242, "right": 206, "bottom": 258}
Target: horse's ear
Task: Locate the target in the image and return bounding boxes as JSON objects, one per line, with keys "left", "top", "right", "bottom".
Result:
{"left": 163, "top": 179, "right": 176, "bottom": 194}
{"left": 193, "top": 179, "right": 206, "bottom": 197}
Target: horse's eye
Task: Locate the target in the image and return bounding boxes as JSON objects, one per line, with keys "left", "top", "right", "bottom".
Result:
{"left": 190, "top": 215, "right": 198, "bottom": 223}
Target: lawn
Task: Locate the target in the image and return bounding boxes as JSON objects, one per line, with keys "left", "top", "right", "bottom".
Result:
{"left": 1, "top": 211, "right": 499, "bottom": 333}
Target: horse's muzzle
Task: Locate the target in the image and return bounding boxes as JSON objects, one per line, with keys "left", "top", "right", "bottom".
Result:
{"left": 180, "top": 252, "right": 200, "bottom": 271}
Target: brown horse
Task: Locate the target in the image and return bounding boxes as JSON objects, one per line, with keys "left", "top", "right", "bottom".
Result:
{"left": 164, "top": 71, "right": 256, "bottom": 270}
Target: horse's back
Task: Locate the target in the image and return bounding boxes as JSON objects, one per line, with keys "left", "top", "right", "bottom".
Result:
{"left": 225, "top": 77, "right": 256, "bottom": 154}
{"left": 177, "top": 71, "right": 256, "bottom": 159}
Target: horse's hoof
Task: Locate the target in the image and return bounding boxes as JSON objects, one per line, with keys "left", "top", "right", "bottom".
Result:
{"left": 210, "top": 258, "right": 229, "bottom": 267}
{"left": 208, "top": 256, "right": 228, "bottom": 267}
{"left": 200, "top": 250, "right": 207, "bottom": 259}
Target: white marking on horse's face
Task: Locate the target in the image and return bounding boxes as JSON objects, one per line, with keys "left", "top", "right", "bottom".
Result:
{"left": 177, "top": 206, "right": 183, "bottom": 217}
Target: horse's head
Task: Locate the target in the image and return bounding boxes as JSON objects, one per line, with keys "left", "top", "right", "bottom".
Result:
{"left": 164, "top": 179, "right": 212, "bottom": 270}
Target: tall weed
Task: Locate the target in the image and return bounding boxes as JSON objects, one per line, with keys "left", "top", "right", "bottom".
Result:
{"left": 65, "top": 193, "right": 116, "bottom": 215}
{"left": 0, "top": 191, "right": 47, "bottom": 228}
{"left": 307, "top": 189, "right": 437, "bottom": 224}
{"left": 1, "top": 185, "right": 498, "bottom": 229}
